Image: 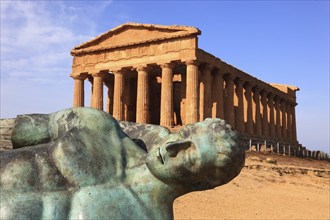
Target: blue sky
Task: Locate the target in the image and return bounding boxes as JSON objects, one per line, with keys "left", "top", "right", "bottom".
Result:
{"left": 1, "top": 1, "right": 329, "bottom": 153}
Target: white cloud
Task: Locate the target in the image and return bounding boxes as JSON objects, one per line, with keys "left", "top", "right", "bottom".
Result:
{"left": 0, "top": 1, "right": 118, "bottom": 118}
{"left": 0, "top": 1, "right": 111, "bottom": 83}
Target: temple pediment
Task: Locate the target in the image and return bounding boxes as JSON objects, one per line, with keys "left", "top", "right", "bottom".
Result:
{"left": 71, "top": 23, "right": 201, "bottom": 55}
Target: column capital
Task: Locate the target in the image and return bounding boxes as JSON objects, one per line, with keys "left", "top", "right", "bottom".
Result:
{"left": 215, "top": 68, "right": 225, "bottom": 76}
{"left": 280, "top": 98, "right": 287, "bottom": 105}
{"left": 136, "top": 65, "right": 151, "bottom": 72}
{"left": 112, "top": 68, "right": 129, "bottom": 75}
{"left": 244, "top": 81, "right": 253, "bottom": 90}
{"left": 234, "top": 78, "right": 245, "bottom": 86}
{"left": 71, "top": 75, "right": 86, "bottom": 80}
{"left": 91, "top": 71, "right": 107, "bottom": 78}
{"left": 224, "top": 73, "right": 235, "bottom": 82}
{"left": 71, "top": 72, "right": 88, "bottom": 80}
{"left": 267, "top": 92, "right": 275, "bottom": 99}
{"left": 202, "top": 63, "right": 213, "bottom": 71}
{"left": 260, "top": 88, "right": 270, "bottom": 96}
{"left": 252, "top": 86, "right": 261, "bottom": 93}
{"left": 185, "top": 60, "right": 200, "bottom": 66}
{"left": 160, "top": 63, "right": 175, "bottom": 69}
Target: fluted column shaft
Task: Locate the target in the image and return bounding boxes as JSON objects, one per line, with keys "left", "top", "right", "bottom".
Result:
{"left": 136, "top": 66, "right": 149, "bottom": 124}
{"left": 91, "top": 72, "right": 104, "bottom": 110}
{"left": 291, "top": 103, "right": 297, "bottom": 145}
{"left": 268, "top": 93, "right": 276, "bottom": 139}
{"left": 113, "top": 70, "right": 124, "bottom": 120}
{"left": 281, "top": 99, "right": 287, "bottom": 140}
{"left": 106, "top": 85, "right": 114, "bottom": 114}
{"left": 235, "top": 79, "right": 245, "bottom": 133}
{"left": 224, "top": 75, "right": 235, "bottom": 128}
{"left": 160, "top": 63, "right": 174, "bottom": 127}
{"left": 199, "top": 64, "right": 213, "bottom": 120}
{"left": 274, "top": 96, "right": 282, "bottom": 139}
{"left": 212, "top": 70, "right": 224, "bottom": 119}
{"left": 253, "top": 87, "right": 262, "bottom": 136}
{"left": 244, "top": 83, "right": 254, "bottom": 134}
{"left": 286, "top": 102, "right": 292, "bottom": 143}
{"left": 261, "top": 90, "right": 269, "bottom": 137}
{"left": 186, "top": 60, "right": 199, "bottom": 124}
{"left": 73, "top": 76, "right": 85, "bottom": 107}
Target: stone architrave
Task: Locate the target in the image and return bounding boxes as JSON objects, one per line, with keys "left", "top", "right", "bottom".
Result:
{"left": 212, "top": 70, "right": 224, "bottom": 119}
{"left": 199, "top": 64, "right": 213, "bottom": 121}
{"left": 160, "top": 63, "right": 174, "bottom": 127}
{"left": 91, "top": 72, "right": 104, "bottom": 110}
{"left": 136, "top": 66, "right": 150, "bottom": 124}
{"left": 185, "top": 60, "right": 199, "bottom": 124}
{"left": 113, "top": 70, "right": 125, "bottom": 121}
{"left": 72, "top": 75, "right": 85, "bottom": 107}
{"left": 224, "top": 74, "right": 235, "bottom": 128}
{"left": 234, "top": 79, "right": 245, "bottom": 133}
{"left": 244, "top": 82, "right": 254, "bottom": 134}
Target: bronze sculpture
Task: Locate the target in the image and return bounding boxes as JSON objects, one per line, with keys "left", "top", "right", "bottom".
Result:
{"left": 0, "top": 108, "right": 244, "bottom": 219}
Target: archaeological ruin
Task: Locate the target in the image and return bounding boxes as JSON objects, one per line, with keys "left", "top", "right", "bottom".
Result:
{"left": 70, "top": 23, "right": 301, "bottom": 152}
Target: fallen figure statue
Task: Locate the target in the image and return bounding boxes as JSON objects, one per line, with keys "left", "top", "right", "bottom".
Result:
{"left": 0, "top": 107, "right": 245, "bottom": 219}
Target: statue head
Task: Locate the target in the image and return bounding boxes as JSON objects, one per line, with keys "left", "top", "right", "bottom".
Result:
{"left": 146, "top": 118, "right": 245, "bottom": 191}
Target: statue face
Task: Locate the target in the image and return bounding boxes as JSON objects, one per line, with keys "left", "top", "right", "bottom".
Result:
{"left": 146, "top": 119, "right": 243, "bottom": 190}
{"left": 146, "top": 126, "right": 216, "bottom": 188}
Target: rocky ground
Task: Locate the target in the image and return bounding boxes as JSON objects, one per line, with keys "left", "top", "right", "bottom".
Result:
{"left": 174, "top": 151, "right": 330, "bottom": 219}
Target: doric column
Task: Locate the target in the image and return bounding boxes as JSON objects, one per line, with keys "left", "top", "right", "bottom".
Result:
{"left": 113, "top": 70, "right": 124, "bottom": 121}
{"left": 286, "top": 101, "right": 292, "bottom": 143}
{"left": 234, "top": 78, "right": 245, "bottom": 133}
{"left": 88, "top": 77, "right": 93, "bottom": 107}
{"left": 291, "top": 103, "right": 298, "bottom": 145}
{"left": 136, "top": 66, "right": 150, "bottom": 124}
{"left": 199, "top": 64, "right": 213, "bottom": 120}
{"left": 91, "top": 72, "right": 104, "bottom": 110}
{"left": 224, "top": 74, "right": 235, "bottom": 128}
{"left": 105, "top": 78, "right": 114, "bottom": 115}
{"left": 252, "top": 86, "right": 262, "bottom": 136}
{"left": 281, "top": 99, "right": 287, "bottom": 140}
{"left": 185, "top": 60, "right": 199, "bottom": 124}
{"left": 212, "top": 70, "right": 224, "bottom": 119}
{"left": 268, "top": 93, "right": 276, "bottom": 139}
{"left": 274, "top": 96, "right": 282, "bottom": 139}
{"left": 160, "top": 63, "right": 174, "bottom": 127}
{"left": 180, "top": 73, "right": 187, "bottom": 125}
{"left": 244, "top": 82, "right": 254, "bottom": 134}
{"left": 260, "top": 90, "right": 269, "bottom": 137}
{"left": 72, "top": 75, "right": 85, "bottom": 107}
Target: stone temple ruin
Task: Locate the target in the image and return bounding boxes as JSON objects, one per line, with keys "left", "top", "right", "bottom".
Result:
{"left": 69, "top": 23, "right": 305, "bottom": 155}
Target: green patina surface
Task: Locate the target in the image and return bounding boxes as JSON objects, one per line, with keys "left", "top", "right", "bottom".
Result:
{"left": 0, "top": 107, "right": 245, "bottom": 219}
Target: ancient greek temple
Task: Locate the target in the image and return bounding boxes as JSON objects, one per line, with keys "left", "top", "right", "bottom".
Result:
{"left": 70, "top": 23, "right": 300, "bottom": 148}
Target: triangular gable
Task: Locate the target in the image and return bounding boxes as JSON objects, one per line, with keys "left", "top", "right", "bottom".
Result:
{"left": 71, "top": 23, "right": 201, "bottom": 55}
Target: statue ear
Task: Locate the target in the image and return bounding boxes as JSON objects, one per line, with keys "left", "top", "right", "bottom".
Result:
{"left": 165, "top": 140, "right": 194, "bottom": 157}
{"left": 51, "top": 127, "right": 118, "bottom": 187}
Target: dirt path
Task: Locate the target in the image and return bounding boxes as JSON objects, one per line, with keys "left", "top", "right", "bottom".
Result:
{"left": 174, "top": 152, "right": 330, "bottom": 219}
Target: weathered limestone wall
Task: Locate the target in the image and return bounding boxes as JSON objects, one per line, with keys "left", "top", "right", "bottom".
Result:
{"left": 0, "top": 118, "right": 14, "bottom": 151}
